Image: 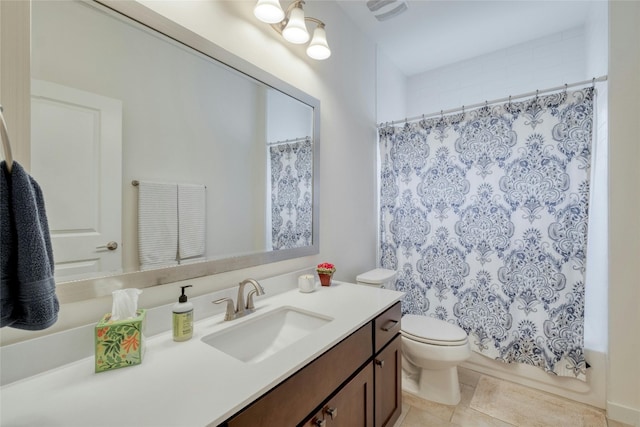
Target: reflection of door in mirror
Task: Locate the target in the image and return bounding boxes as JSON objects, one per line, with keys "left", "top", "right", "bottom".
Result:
{"left": 30, "top": 79, "right": 123, "bottom": 280}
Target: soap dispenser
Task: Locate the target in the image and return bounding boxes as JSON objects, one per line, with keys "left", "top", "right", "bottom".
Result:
{"left": 173, "top": 285, "right": 193, "bottom": 342}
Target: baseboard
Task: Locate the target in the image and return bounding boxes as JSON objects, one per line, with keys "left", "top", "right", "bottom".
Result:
{"left": 461, "top": 349, "right": 606, "bottom": 409}
{"left": 607, "top": 401, "right": 640, "bottom": 427}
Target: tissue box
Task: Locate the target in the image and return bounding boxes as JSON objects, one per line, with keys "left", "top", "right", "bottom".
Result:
{"left": 95, "top": 309, "right": 146, "bottom": 373}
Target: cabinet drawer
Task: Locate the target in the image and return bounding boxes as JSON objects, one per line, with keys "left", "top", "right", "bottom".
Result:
{"left": 225, "top": 323, "right": 372, "bottom": 427}
{"left": 374, "top": 302, "right": 401, "bottom": 354}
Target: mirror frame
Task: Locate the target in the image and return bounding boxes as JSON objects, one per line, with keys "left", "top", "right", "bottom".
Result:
{"left": 4, "top": 0, "right": 320, "bottom": 303}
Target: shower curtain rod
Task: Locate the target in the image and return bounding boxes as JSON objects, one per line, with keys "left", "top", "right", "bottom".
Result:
{"left": 267, "top": 136, "right": 311, "bottom": 146}
{"left": 377, "top": 75, "right": 608, "bottom": 128}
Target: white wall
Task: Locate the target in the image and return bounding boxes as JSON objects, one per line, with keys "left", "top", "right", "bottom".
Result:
{"left": 608, "top": 2, "right": 640, "bottom": 424}
{"left": 376, "top": 47, "right": 406, "bottom": 124}
{"left": 405, "top": 27, "right": 587, "bottom": 117}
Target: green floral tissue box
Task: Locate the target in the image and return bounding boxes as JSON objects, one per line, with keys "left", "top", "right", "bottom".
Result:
{"left": 95, "top": 309, "right": 146, "bottom": 373}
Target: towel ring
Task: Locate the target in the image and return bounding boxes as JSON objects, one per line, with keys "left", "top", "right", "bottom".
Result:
{"left": 0, "top": 105, "right": 14, "bottom": 173}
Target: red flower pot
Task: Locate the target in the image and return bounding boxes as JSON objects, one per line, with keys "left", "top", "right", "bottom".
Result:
{"left": 318, "top": 273, "right": 333, "bottom": 287}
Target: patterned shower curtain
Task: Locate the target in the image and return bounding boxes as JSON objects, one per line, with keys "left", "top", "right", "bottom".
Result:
{"left": 269, "top": 138, "right": 313, "bottom": 250}
{"left": 379, "top": 88, "right": 594, "bottom": 380}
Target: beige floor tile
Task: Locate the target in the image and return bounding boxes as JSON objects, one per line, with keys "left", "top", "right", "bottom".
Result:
{"left": 458, "top": 367, "right": 482, "bottom": 388}
{"left": 402, "top": 391, "right": 456, "bottom": 422}
{"left": 451, "top": 406, "right": 516, "bottom": 427}
{"left": 458, "top": 383, "right": 475, "bottom": 408}
{"left": 401, "top": 406, "right": 453, "bottom": 427}
{"left": 393, "top": 400, "right": 411, "bottom": 427}
{"left": 607, "top": 419, "right": 635, "bottom": 427}
{"left": 470, "top": 375, "right": 607, "bottom": 427}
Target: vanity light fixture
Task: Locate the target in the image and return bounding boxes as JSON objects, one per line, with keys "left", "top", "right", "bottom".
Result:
{"left": 253, "top": 0, "right": 331, "bottom": 60}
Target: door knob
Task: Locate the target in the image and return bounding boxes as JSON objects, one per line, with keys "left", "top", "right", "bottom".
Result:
{"left": 96, "top": 241, "right": 118, "bottom": 251}
{"left": 313, "top": 418, "right": 326, "bottom": 427}
{"left": 375, "top": 358, "right": 385, "bottom": 368}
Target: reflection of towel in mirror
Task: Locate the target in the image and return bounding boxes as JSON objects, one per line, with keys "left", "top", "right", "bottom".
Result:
{"left": 178, "top": 184, "right": 205, "bottom": 261}
{"left": 137, "top": 181, "right": 178, "bottom": 269}
{"left": 0, "top": 161, "right": 59, "bottom": 330}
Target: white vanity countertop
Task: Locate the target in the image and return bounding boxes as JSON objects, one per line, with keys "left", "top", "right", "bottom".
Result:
{"left": 0, "top": 282, "right": 402, "bottom": 427}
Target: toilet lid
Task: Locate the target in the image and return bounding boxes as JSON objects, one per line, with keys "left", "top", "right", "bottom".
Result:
{"left": 401, "top": 314, "right": 468, "bottom": 346}
{"left": 356, "top": 268, "right": 396, "bottom": 285}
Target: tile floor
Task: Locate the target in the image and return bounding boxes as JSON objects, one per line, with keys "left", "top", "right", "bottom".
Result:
{"left": 394, "top": 367, "right": 632, "bottom": 427}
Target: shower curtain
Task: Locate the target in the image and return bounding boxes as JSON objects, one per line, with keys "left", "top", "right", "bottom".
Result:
{"left": 379, "top": 88, "right": 594, "bottom": 380}
{"left": 269, "top": 138, "right": 313, "bottom": 250}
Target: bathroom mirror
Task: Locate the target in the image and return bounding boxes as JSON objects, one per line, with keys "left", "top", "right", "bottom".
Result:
{"left": 26, "top": 0, "right": 320, "bottom": 302}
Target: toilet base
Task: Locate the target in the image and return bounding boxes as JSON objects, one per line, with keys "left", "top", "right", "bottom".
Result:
{"left": 402, "top": 364, "right": 462, "bottom": 406}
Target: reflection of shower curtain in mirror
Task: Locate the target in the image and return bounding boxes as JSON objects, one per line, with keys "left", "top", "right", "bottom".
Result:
{"left": 269, "top": 138, "right": 313, "bottom": 250}
{"left": 378, "top": 88, "right": 594, "bottom": 381}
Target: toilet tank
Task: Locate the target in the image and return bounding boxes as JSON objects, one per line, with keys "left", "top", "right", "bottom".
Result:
{"left": 356, "top": 268, "right": 397, "bottom": 289}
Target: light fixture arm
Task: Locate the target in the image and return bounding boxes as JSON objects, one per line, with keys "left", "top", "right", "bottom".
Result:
{"left": 271, "top": 16, "right": 326, "bottom": 35}
{"left": 257, "top": 0, "right": 331, "bottom": 60}
{"left": 304, "top": 17, "right": 325, "bottom": 28}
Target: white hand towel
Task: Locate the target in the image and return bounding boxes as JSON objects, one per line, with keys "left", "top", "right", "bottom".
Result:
{"left": 138, "top": 181, "right": 178, "bottom": 269}
{"left": 178, "top": 183, "right": 206, "bottom": 260}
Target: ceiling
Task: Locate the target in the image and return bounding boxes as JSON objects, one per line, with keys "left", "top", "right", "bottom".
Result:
{"left": 334, "top": 0, "right": 596, "bottom": 77}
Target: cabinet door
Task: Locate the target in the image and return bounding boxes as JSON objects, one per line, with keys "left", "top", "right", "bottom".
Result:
{"left": 326, "top": 362, "right": 374, "bottom": 427}
{"left": 303, "top": 363, "right": 374, "bottom": 427}
{"left": 374, "top": 334, "right": 402, "bottom": 427}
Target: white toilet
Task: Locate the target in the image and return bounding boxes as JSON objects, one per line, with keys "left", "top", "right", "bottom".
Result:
{"left": 356, "top": 269, "right": 471, "bottom": 406}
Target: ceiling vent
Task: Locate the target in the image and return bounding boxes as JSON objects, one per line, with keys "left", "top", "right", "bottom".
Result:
{"left": 366, "top": 0, "right": 408, "bottom": 21}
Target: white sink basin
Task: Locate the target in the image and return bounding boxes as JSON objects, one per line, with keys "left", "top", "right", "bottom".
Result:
{"left": 202, "top": 306, "right": 333, "bottom": 363}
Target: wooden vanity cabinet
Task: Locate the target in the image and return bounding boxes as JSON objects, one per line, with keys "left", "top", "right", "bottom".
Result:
{"left": 222, "top": 302, "right": 402, "bottom": 427}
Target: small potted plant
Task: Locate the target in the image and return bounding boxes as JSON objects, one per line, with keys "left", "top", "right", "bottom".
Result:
{"left": 316, "top": 262, "right": 336, "bottom": 287}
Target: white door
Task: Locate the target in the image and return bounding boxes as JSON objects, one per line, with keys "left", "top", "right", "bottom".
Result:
{"left": 31, "top": 79, "right": 122, "bottom": 280}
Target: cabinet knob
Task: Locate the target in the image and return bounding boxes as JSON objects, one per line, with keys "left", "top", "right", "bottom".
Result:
{"left": 375, "top": 358, "right": 385, "bottom": 368}
{"left": 324, "top": 407, "right": 338, "bottom": 420}
{"left": 313, "top": 419, "right": 326, "bottom": 427}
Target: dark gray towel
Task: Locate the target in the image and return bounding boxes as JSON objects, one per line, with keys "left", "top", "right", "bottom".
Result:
{"left": 0, "top": 161, "right": 59, "bottom": 330}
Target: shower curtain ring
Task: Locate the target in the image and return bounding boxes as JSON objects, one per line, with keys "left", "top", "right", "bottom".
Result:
{"left": 592, "top": 77, "right": 596, "bottom": 88}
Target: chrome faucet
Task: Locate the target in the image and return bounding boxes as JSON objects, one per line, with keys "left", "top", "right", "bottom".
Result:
{"left": 236, "top": 278, "right": 265, "bottom": 317}
{"left": 213, "top": 278, "right": 265, "bottom": 321}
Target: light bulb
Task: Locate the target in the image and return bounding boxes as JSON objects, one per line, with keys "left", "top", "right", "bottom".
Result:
{"left": 254, "top": 0, "right": 285, "bottom": 24}
{"left": 306, "top": 25, "right": 331, "bottom": 60}
{"left": 282, "top": 6, "right": 309, "bottom": 44}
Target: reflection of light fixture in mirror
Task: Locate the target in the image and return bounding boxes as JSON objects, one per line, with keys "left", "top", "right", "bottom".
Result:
{"left": 254, "top": 0, "right": 331, "bottom": 60}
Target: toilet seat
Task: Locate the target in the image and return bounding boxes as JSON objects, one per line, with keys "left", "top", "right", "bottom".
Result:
{"left": 401, "top": 314, "right": 468, "bottom": 346}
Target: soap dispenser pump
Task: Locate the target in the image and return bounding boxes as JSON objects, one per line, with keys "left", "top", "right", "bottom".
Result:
{"left": 173, "top": 285, "right": 193, "bottom": 342}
